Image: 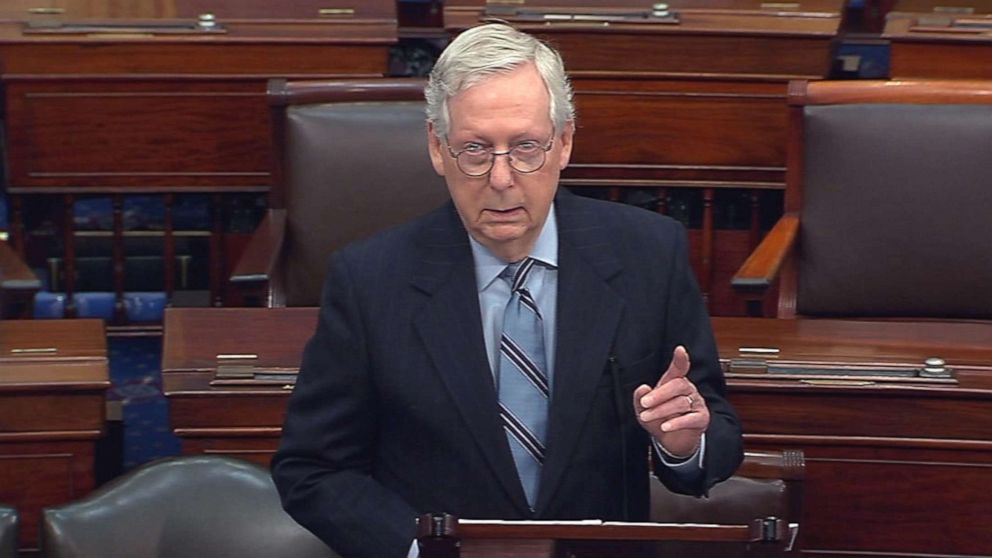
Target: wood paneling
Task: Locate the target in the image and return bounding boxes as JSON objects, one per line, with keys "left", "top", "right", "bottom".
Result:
{"left": 798, "top": 450, "right": 992, "bottom": 555}
{"left": 0, "top": 39, "right": 393, "bottom": 76}
{"left": 0, "top": 445, "right": 98, "bottom": 555}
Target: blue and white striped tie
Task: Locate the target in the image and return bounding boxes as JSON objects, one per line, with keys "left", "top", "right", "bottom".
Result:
{"left": 498, "top": 257, "right": 548, "bottom": 508}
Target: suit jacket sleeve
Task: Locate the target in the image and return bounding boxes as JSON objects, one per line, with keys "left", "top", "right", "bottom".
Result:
{"left": 652, "top": 222, "right": 743, "bottom": 496}
{"left": 271, "top": 250, "right": 418, "bottom": 558}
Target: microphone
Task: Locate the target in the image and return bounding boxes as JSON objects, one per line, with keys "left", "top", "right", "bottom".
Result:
{"left": 608, "top": 354, "right": 630, "bottom": 521}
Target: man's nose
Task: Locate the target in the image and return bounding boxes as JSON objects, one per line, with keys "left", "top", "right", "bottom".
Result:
{"left": 488, "top": 153, "right": 514, "bottom": 190}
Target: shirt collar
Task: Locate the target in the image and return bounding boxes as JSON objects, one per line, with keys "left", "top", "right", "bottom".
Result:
{"left": 470, "top": 204, "right": 559, "bottom": 291}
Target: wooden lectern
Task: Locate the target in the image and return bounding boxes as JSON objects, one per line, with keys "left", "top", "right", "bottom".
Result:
{"left": 416, "top": 514, "right": 794, "bottom": 558}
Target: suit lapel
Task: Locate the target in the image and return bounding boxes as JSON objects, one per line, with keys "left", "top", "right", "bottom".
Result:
{"left": 411, "top": 204, "right": 531, "bottom": 514}
{"left": 536, "top": 192, "right": 624, "bottom": 514}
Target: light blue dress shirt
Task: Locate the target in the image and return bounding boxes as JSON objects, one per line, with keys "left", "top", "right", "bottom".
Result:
{"left": 470, "top": 206, "right": 559, "bottom": 382}
{"left": 467, "top": 204, "right": 704, "bottom": 470}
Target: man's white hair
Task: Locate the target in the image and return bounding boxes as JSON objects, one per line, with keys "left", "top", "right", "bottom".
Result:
{"left": 425, "top": 23, "right": 575, "bottom": 138}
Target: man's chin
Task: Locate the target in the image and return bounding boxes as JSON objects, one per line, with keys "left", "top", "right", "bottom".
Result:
{"left": 472, "top": 224, "right": 535, "bottom": 252}
{"left": 478, "top": 224, "right": 528, "bottom": 242}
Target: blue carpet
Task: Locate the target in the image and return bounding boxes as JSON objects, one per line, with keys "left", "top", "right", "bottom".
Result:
{"left": 107, "top": 336, "right": 182, "bottom": 470}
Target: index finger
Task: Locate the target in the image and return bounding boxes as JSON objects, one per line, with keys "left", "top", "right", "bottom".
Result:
{"left": 656, "top": 345, "right": 691, "bottom": 387}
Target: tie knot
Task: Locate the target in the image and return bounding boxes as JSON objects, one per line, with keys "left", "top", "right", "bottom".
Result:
{"left": 503, "top": 258, "right": 537, "bottom": 293}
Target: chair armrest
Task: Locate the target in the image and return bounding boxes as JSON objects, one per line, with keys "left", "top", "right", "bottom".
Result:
{"left": 230, "top": 209, "right": 286, "bottom": 284}
{"left": 738, "top": 450, "right": 805, "bottom": 481}
{"left": 732, "top": 213, "right": 800, "bottom": 291}
{"left": 0, "top": 240, "right": 41, "bottom": 318}
{"left": 0, "top": 240, "right": 41, "bottom": 291}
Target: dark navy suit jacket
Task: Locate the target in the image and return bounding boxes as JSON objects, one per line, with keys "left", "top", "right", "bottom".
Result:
{"left": 272, "top": 190, "right": 743, "bottom": 558}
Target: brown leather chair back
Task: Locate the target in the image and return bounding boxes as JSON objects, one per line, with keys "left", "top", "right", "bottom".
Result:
{"left": 40, "top": 456, "right": 338, "bottom": 558}
{"left": 0, "top": 505, "right": 17, "bottom": 558}
{"left": 269, "top": 79, "right": 449, "bottom": 307}
{"left": 791, "top": 81, "right": 992, "bottom": 319}
{"left": 651, "top": 450, "right": 804, "bottom": 556}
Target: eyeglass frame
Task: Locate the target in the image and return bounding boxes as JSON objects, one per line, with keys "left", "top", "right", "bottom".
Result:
{"left": 443, "top": 129, "right": 557, "bottom": 177}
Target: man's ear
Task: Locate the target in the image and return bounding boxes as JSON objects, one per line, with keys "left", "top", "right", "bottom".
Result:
{"left": 557, "top": 120, "right": 575, "bottom": 170}
{"left": 427, "top": 122, "right": 446, "bottom": 177}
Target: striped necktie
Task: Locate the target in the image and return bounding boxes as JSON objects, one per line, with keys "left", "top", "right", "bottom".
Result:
{"left": 498, "top": 257, "right": 549, "bottom": 508}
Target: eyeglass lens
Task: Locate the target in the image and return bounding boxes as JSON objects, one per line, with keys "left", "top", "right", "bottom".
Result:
{"left": 457, "top": 144, "right": 548, "bottom": 177}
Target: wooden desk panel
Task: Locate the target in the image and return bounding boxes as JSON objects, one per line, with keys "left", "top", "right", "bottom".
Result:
{"left": 886, "top": 0, "right": 992, "bottom": 13}
{"left": 5, "top": 78, "right": 267, "bottom": 191}
{"left": 537, "top": 26, "right": 837, "bottom": 79}
{"left": 162, "top": 309, "right": 992, "bottom": 558}
{"left": 0, "top": 319, "right": 109, "bottom": 555}
{"left": 0, "top": 34, "right": 395, "bottom": 76}
{"left": 161, "top": 306, "right": 317, "bottom": 371}
{"left": 1, "top": 319, "right": 106, "bottom": 357}
{"left": 0, "top": 0, "right": 395, "bottom": 20}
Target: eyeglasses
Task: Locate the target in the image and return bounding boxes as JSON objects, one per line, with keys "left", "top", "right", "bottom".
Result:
{"left": 445, "top": 131, "right": 556, "bottom": 177}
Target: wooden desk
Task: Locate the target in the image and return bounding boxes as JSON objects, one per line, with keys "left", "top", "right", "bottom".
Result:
{"left": 162, "top": 308, "right": 992, "bottom": 558}
{"left": 0, "top": 319, "right": 109, "bottom": 555}
{"left": 0, "top": 2, "right": 397, "bottom": 318}
{"left": 884, "top": 0, "right": 992, "bottom": 79}
{"left": 716, "top": 317, "right": 992, "bottom": 558}
{"left": 161, "top": 306, "right": 316, "bottom": 465}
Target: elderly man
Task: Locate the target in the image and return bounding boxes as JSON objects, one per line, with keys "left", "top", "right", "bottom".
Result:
{"left": 272, "top": 23, "right": 743, "bottom": 558}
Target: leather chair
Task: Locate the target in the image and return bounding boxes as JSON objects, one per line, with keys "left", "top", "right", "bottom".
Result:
{"left": 40, "top": 455, "right": 339, "bottom": 558}
{"left": 229, "top": 79, "right": 450, "bottom": 307}
{"left": 0, "top": 505, "right": 17, "bottom": 558}
{"left": 733, "top": 80, "right": 992, "bottom": 320}
{"left": 651, "top": 449, "right": 804, "bottom": 556}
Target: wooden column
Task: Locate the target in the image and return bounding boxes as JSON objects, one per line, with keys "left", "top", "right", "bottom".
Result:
{"left": 209, "top": 193, "right": 224, "bottom": 307}
{"left": 9, "top": 194, "right": 25, "bottom": 255}
{"left": 748, "top": 190, "right": 762, "bottom": 250}
{"left": 112, "top": 194, "right": 126, "bottom": 323}
{"left": 655, "top": 187, "right": 669, "bottom": 216}
{"left": 62, "top": 194, "right": 77, "bottom": 318}
{"left": 163, "top": 193, "right": 176, "bottom": 306}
